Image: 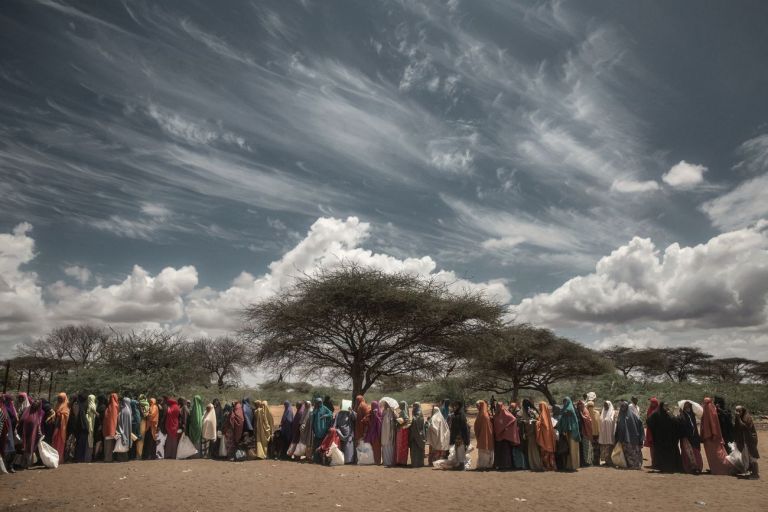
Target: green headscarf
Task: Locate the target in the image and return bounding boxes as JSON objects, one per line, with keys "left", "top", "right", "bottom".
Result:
{"left": 138, "top": 394, "right": 150, "bottom": 416}
{"left": 86, "top": 395, "right": 97, "bottom": 448}
{"left": 555, "top": 397, "right": 581, "bottom": 442}
{"left": 187, "top": 395, "right": 204, "bottom": 444}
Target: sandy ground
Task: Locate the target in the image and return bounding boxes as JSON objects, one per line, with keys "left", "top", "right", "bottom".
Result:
{"left": 1, "top": 406, "right": 766, "bottom": 512}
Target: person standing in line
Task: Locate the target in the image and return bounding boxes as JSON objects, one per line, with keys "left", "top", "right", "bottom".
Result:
{"left": 426, "top": 405, "right": 449, "bottom": 465}
{"left": 734, "top": 405, "right": 760, "bottom": 479}
{"left": 380, "top": 401, "right": 397, "bottom": 466}
{"left": 363, "top": 400, "right": 382, "bottom": 465}
{"left": 473, "top": 400, "right": 494, "bottom": 470}
{"left": 409, "top": 402, "right": 426, "bottom": 468}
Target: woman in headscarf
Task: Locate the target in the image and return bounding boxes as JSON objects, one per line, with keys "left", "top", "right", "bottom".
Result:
{"left": 734, "top": 405, "right": 759, "bottom": 479}
{"left": 644, "top": 397, "right": 660, "bottom": 468}
{"left": 408, "top": 402, "right": 426, "bottom": 468}
{"left": 380, "top": 401, "right": 397, "bottom": 467}
{"left": 64, "top": 394, "right": 80, "bottom": 462}
{"left": 164, "top": 398, "right": 181, "bottom": 460}
{"left": 520, "top": 400, "right": 542, "bottom": 471}
{"left": 135, "top": 395, "right": 149, "bottom": 459}
{"left": 18, "top": 399, "right": 43, "bottom": 468}
{"left": 1, "top": 394, "right": 16, "bottom": 467}
{"left": 536, "top": 401, "right": 556, "bottom": 471}
{"left": 276, "top": 401, "right": 294, "bottom": 459}
{"left": 201, "top": 402, "right": 217, "bottom": 458}
{"left": 316, "top": 426, "right": 341, "bottom": 466}
{"left": 363, "top": 400, "right": 382, "bottom": 465}
{"left": 449, "top": 401, "right": 469, "bottom": 471}
{"left": 700, "top": 397, "right": 735, "bottom": 475}
{"left": 646, "top": 401, "right": 682, "bottom": 473}
{"left": 333, "top": 403, "right": 355, "bottom": 463}
{"left": 158, "top": 397, "right": 167, "bottom": 436}
{"left": 220, "top": 402, "right": 235, "bottom": 460}
{"left": 52, "top": 392, "right": 70, "bottom": 462}
{"left": 102, "top": 393, "right": 119, "bottom": 462}
{"left": 82, "top": 395, "right": 96, "bottom": 462}
{"left": 587, "top": 401, "right": 601, "bottom": 466}
{"left": 615, "top": 400, "right": 644, "bottom": 469}
{"left": 440, "top": 399, "right": 451, "bottom": 426}
{"left": 555, "top": 398, "right": 581, "bottom": 471}
{"left": 94, "top": 395, "right": 106, "bottom": 460}
{"left": 0, "top": 405, "right": 11, "bottom": 473}
{"left": 129, "top": 399, "right": 142, "bottom": 460}
{"left": 187, "top": 395, "right": 204, "bottom": 455}
{"left": 72, "top": 395, "right": 88, "bottom": 462}
{"left": 312, "top": 397, "right": 333, "bottom": 463}
{"left": 211, "top": 398, "right": 223, "bottom": 458}
{"left": 492, "top": 402, "right": 516, "bottom": 470}
{"left": 143, "top": 398, "right": 159, "bottom": 460}
{"left": 395, "top": 400, "right": 411, "bottom": 466}
{"left": 426, "top": 405, "right": 450, "bottom": 465}
{"left": 507, "top": 402, "right": 527, "bottom": 469}
{"left": 474, "top": 400, "right": 494, "bottom": 470}
{"left": 254, "top": 400, "right": 273, "bottom": 459}
{"left": 354, "top": 395, "right": 369, "bottom": 448}
{"left": 114, "top": 397, "right": 132, "bottom": 461}
{"left": 714, "top": 396, "right": 734, "bottom": 453}
{"left": 598, "top": 400, "right": 616, "bottom": 466}
{"left": 299, "top": 400, "right": 314, "bottom": 460}
{"left": 241, "top": 397, "right": 254, "bottom": 434}
{"left": 287, "top": 402, "right": 304, "bottom": 458}
{"left": 576, "top": 400, "right": 593, "bottom": 467}
{"left": 178, "top": 397, "right": 190, "bottom": 440}
{"left": 678, "top": 401, "right": 703, "bottom": 474}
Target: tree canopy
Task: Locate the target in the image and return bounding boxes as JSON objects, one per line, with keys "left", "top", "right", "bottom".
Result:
{"left": 241, "top": 264, "right": 505, "bottom": 398}
{"left": 461, "top": 324, "right": 612, "bottom": 403}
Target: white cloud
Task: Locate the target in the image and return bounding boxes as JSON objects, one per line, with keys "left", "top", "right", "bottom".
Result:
{"left": 611, "top": 179, "right": 660, "bottom": 193}
{"left": 49, "top": 264, "right": 198, "bottom": 324}
{"left": 733, "top": 133, "right": 768, "bottom": 173}
{"left": 63, "top": 265, "right": 91, "bottom": 285}
{"left": 513, "top": 221, "right": 768, "bottom": 329}
{"left": 0, "top": 223, "right": 46, "bottom": 344}
{"left": 701, "top": 173, "right": 768, "bottom": 231}
{"left": 185, "top": 216, "right": 512, "bottom": 332}
{"left": 140, "top": 202, "right": 171, "bottom": 218}
{"left": 0, "top": 219, "right": 511, "bottom": 353}
{"left": 662, "top": 160, "right": 707, "bottom": 188}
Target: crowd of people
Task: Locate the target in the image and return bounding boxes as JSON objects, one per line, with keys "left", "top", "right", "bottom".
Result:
{"left": 0, "top": 390, "right": 759, "bottom": 479}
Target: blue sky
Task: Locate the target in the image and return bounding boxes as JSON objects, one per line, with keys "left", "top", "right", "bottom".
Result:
{"left": 2, "top": 0, "right": 768, "bottom": 360}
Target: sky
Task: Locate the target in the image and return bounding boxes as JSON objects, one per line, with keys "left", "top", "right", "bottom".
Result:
{"left": 2, "top": 0, "right": 768, "bottom": 361}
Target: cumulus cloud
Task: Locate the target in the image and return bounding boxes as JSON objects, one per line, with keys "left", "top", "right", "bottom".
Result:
{"left": 662, "top": 160, "right": 707, "bottom": 188}
{"left": 611, "top": 179, "right": 660, "bottom": 193}
{"left": 0, "top": 223, "right": 46, "bottom": 342}
{"left": 185, "top": 216, "right": 512, "bottom": 332}
{"left": 512, "top": 221, "right": 768, "bottom": 329}
{"left": 1, "top": 218, "right": 511, "bottom": 353}
{"left": 49, "top": 265, "right": 198, "bottom": 325}
{"left": 63, "top": 265, "right": 91, "bottom": 285}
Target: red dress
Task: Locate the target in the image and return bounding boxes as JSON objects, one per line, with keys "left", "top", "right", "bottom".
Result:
{"left": 396, "top": 425, "right": 410, "bottom": 465}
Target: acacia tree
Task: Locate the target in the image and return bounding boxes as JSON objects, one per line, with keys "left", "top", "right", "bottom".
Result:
{"left": 602, "top": 346, "right": 642, "bottom": 378}
{"left": 653, "top": 347, "right": 713, "bottom": 382}
{"left": 697, "top": 357, "right": 757, "bottom": 384}
{"left": 19, "top": 324, "right": 109, "bottom": 368}
{"left": 191, "top": 336, "right": 251, "bottom": 389}
{"left": 748, "top": 362, "right": 768, "bottom": 383}
{"left": 464, "top": 324, "right": 612, "bottom": 403}
{"left": 241, "top": 264, "right": 504, "bottom": 399}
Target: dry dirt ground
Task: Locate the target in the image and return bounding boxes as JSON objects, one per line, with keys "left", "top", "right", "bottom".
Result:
{"left": 1, "top": 407, "right": 766, "bottom": 512}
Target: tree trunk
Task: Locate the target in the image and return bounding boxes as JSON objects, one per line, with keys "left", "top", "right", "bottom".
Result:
{"left": 217, "top": 374, "right": 225, "bottom": 389}
{"left": 541, "top": 387, "right": 556, "bottom": 405}
{"left": 512, "top": 382, "right": 520, "bottom": 403}
{"left": 350, "top": 364, "right": 364, "bottom": 402}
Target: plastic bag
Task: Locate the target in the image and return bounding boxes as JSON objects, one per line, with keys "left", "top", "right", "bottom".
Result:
{"left": 113, "top": 435, "right": 129, "bottom": 453}
{"left": 328, "top": 443, "right": 345, "bottom": 466}
{"left": 218, "top": 436, "right": 227, "bottom": 458}
{"left": 356, "top": 442, "right": 374, "bottom": 465}
{"left": 293, "top": 442, "right": 307, "bottom": 458}
{"left": 234, "top": 449, "right": 247, "bottom": 462}
{"left": 155, "top": 431, "right": 167, "bottom": 459}
{"left": 726, "top": 442, "right": 748, "bottom": 473}
{"left": 176, "top": 434, "right": 198, "bottom": 459}
{"left": 611, "top": 443, "right": 627, "bottom": 468}
{"left": 287, "top": 442, "right": 297, "bottom": 457}
{"left": 39, "top": 439, "right": 60, "bottom": 469}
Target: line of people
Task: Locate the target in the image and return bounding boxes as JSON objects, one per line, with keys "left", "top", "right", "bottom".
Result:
{"left": 0, "top": 391, "right": 759, "bottom": 479}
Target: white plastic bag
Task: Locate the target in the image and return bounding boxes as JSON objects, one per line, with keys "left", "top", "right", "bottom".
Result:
{"left": 176, "top": 434, "right": 198, "bottom": 459}
{"left": 113, "top": 435, "right": 129, "bottom": 454}
{"left": 328, "top": 443, "right": 345, "bottom": 466}
{"left": 39, "top": 439, "right": 60, "bottom": 469}
{"left": 218, "top": 436, "right": 227, "bottom": 458}
{"left": 287, "top": 442, "right": 297, "bottom": 457}
{"left": 356, "top": 442, "right": 374, "bottom": 465}
{"left": 155, "top": 431, "right": 167, "bottom": 459}
{"left": 293, "top": 441, "right": 307, "bottom": 458}
{"left": 726, "top": 442, "right": 748, "bottom": 473}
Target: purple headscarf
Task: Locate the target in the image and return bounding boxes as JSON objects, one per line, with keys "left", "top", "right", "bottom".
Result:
{"left": 364, "top": 400, "right": 382, "bottom": 443}
{"left": 280, "top": 400, "right": 294, "bottom": 435}
{"left": 290, "top": 403, "right": 305, "bottom": 444}
{"left": 3, "top": 394, "right": 18, "bottom": 424}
